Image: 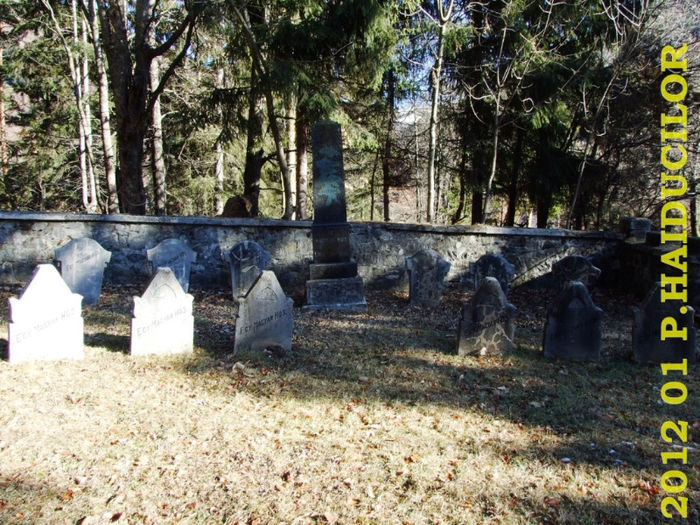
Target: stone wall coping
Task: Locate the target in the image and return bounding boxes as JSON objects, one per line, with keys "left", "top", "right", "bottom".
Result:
{"left": 0, "top": 211, "right": 623, "bottom": 240}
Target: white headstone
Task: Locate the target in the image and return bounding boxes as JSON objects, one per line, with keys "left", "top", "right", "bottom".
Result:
{"left": 234, "top": 270, "right": 293, "bottom": 354}
{"left": 130, "top": 268, "right": 194, "bottom": 356}
{"left": 54, "top": 237, "right": 111, "bottom": 305}
{"left": 8, "top": 264, "right": 84, "bottom": 363}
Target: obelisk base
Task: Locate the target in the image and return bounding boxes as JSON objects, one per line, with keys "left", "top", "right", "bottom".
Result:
{"left": 303, "top": 275, "right": 367, "bottom": 313}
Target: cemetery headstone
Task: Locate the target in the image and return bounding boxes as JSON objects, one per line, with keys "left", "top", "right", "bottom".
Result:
{"left": 147, "top": 238, "right": 197, "bottom": 292}
{"left": 551, "top": 255, "right": 601, "bottom": 288}
{"left": 620, "top": 217, "right": 652, "bottom": 241}
{"left": 472, "top": 253, "right": 516, "bottom": 295}
{"left": 457, "top": 277, "right": 517, "bottom": 356}
{"left": 304, "top": 120, "right": 367, "bottom": 311}
{"left": 226, "top": 241, "right": 271, "bottom": 300}
{"left": 54, "top": 237, "right": 111, "bottom": 305}
{"left": 235, "top": 270, "right": 294, "bottom": 354}
{"left": 543, "top": 280, "right": 602, "bottom": 360}
{"left": 633, "top": 282, "right": 696, "bottom": 364}
{"left": 130, "top": 267, "right": 194, "bottom": 356}
{"left": 405, "top": 249, "right": 451, "bottom": 308}
{"left": 7, "top": 264, "right": 83, "bottom": 363}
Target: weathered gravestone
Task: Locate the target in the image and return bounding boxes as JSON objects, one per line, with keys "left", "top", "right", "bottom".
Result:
{"left": 472, "top": 253, "right": 516, "bottom": 295}
{"left": 7, "top": 264, "right": 83, "bottom": 363}
{"left": 405, "top": 249, "right": 451, "bottom": 308}
{"left": 226, "top": 241, "right": 271, "bottom": 300}
{"left": 235, "top": 270, "right": 293, "bottom": 354}
{"left": 54, "top": 237, "right": 111, "bottom": 305}
{"left": 304, "top": 121, "right": 367, "bottom": 311}
{"left": 551, "top": 255, "right": 601, "bottom": 288}
{"left": 543, "top": 280, "right": 602, "bottom": 360}
{"left": 620, "top": 217, "right": 652, "bottom": 241}
{"left": 633, "top": 282, "right": 696, "bottom": 364}
{"left": 130, "top": 267, "right": 194, "bottom": 356}
{"left": 147, "top": 238, "right": 196, "bottom": 293}
{"left": 457, "top": 277, "right": 517, "bottom": 356}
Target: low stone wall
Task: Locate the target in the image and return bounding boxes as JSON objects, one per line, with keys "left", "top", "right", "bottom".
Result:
{"left": 0, "top": 212, "right": 622, "bottom": 296}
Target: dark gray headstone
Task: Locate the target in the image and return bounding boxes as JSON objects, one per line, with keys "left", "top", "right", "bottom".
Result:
{"left": 543, "top": 281, "right": 602, "bottom": 360}
{"left": 147, "top": 238, "right": 196, "bottom": 293}
{"left": 552, "top": 255, "right": 601, "bottom": 288}
{"left": 8, "top": 264, "right": 83, "bottom": 363}
{"left": 633, "top": 283, "right": 696, "bottom": 364}
{"left": 620, "top": 217, "right": 652, "bottom": 241}
{"left": 312, "top": 121, "right": 347, "bottom": 225}
{"left": 473, "top": 254, "right": 515, "bottom": 295}
{"left": 235, "top": 270, "right": 294, "bottom": 354}
{"left": 457, "top": 277, "right": 517, "bottom": 356}
{"left": 54, "top": 237, "right": 111, "bottom": 305}
{"left": 226, "top": 241, "right": 270, "bottom": 300}
{"left": 406, "top": 249, "right": 451, "bottom": 308}
{"left": 130, "top": 268, "right": 194, "bottom": 356}
{"left": 305, "top": 121, "right": 366, "bottom": 312}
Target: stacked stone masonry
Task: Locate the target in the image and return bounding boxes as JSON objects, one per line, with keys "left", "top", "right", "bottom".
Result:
{"left": 0, "top": 212, "right": 625, "bottom": 294}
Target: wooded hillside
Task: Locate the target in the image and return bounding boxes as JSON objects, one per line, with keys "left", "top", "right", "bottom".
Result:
{"left": 0, "top": 0, "right": 697, "bottom": 231}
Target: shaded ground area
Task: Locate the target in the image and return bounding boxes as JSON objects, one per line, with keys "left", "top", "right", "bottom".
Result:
{"left": 0, "top": 283, "right": 698, "bottom": 524}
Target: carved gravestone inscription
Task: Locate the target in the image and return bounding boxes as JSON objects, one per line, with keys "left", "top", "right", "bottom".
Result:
{"left": 226, "top": 241, "right": 270, "bottom": 300}
{"left": 147, "top": 238, "right": 197, "bottom": 293}
{"left": 552, "top": 255, "right": 601, "bottom": 288}
{"left": 457, "top": 277, "right": 517, "bottom": 356}
{"left": 130, "top": 268, "right": 194, "bottom": 356}
{"left": 8, "top": 264, "right": 83, "bottom": 363}
{"left": 235, "top": 270, "right": 293, "bottom": 354}
{"left": 633, "top": 282, "right": 696, "bottom": 364}
{"left": 405, "top": 249, "right": 451, "bottom": 308}
{"left": 473, "top": 253, "right": 516, "bottom": 295}
{"left": 543, "top": 281, "right": 602, "bottom": 360}
{"left": 54, "top": 237, "right": 111, "bottom": 305}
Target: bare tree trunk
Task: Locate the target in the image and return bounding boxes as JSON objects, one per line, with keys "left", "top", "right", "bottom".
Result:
{"left": 426, "top": 0, "right": 453, "bottom": 224}
{"left": 215, "top": 67, "right": 225, "bottom": 215}
{"left": 0, "top": 44, "right": 6, "bottom": 185}
{"left": 82, "top": 16, "right": 98, "bottom": 212}
{"left": 88, "top": 0, "right": 118, "bottom": 213}
{"left": 150, "top": 54, "right": 166, "bottom": 215}
{"left": 295, "top": 117, "right": 309, "bottom": 220}
{"left": 382, "top": 68, "right": 395, "bottom": 222}
{"left": 481, "top": 100, "right": 500, "bottom": 222}
{"left": 286, "top": 96, "right": 297, "bottom": 219}
{"left": 230, "top": 0, "right": 292, "bottom": 219}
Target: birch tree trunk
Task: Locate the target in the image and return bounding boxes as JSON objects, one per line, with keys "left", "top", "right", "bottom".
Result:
{"left": 150, "top": 54, "right": 167, "bottom": 215}
{"left": 295, "top": 116, "right": 309, "bottom": 220}
{"left": 426, "top": 0, "right": 453, "bottom": 223}
{"left": 215, "top": 68, "right": 225, "bottom": 215}
{"left": 88, "top": 0, "right": 118, "bottom": 212}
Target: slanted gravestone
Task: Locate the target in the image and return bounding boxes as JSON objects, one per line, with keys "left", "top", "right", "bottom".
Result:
{"left": 543, "top": 280, "right": 602, "bottom": 360}
{"left": 472, "top": 253, "right": 516, "bottom": 295}
{"left": 457, "top": 277, "right": 517, "bottom": 356}
{"left": 226, "top": 241, "right": 271, "bottom": 300}
{"left": 551, "top": 255, "right": 601, "bottom": 288}
{"left": 146, "top": 238, "right": 196, "bottom": 293}
{"left": 54, "top": 237, "right": 111, "bottom": 305}
{"left": 130, "top": 268, "right": 194, "bottom": 356}
{"left": 7, "top": 264, "right": 83, "bottom": 363}
{"left": 405, "top": 249, "right": 451, "bottom": 308}
{"left": 304, "top": 121, "right": 367, "bottom": 311}
{"left": 234, "top": 270, "right": 293, "bottom": 354}
{"left": 633, "top": 282, "right": 696, "bottom": 364}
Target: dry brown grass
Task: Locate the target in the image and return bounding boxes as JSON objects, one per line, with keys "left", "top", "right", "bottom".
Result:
{"left": 0, "top": 283, "right": 698, "bottom": 524}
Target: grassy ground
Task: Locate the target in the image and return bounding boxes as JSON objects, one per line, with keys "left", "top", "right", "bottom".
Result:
{"left": 0, "top": 282, "right": 698, "bottom": 524}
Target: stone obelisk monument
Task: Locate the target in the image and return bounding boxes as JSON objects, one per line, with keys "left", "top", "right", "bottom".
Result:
{"left": 304, "top": 121, "right": 367, "bottom": 312}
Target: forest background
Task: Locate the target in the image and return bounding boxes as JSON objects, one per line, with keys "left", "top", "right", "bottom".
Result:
{"left": 0, "top": 0, "right": 697, "bottom": 232}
